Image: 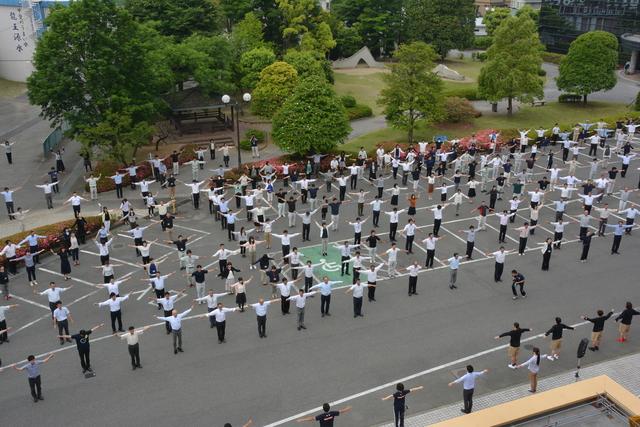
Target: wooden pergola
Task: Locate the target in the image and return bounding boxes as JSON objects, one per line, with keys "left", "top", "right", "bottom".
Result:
{"left": 163, "top": 87, "right": 233, "bottom": 136}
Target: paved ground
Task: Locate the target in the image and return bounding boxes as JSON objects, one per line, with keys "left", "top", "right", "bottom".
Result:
{"left": 1, "top": 136, "right": 640, "bottom": 427}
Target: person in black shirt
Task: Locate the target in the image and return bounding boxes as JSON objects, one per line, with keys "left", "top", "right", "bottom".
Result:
{"left": 365, "top": 230, "right": 381, "bottom": 259}
{"left": 582, "top": 309, "right": 614, "bottom": 351}
{"left": 296, "top": 403, "right": 352, "bottom": 426}
{"left": 545, "top": 317, "right": 574, "bottom": 360}
{"left": 615, "top": 301, "right": 640, "bottom": 342}
{"left": 495, "top": 322, "right": 531, "bottom": 367}
{"left": 511, "top": 270, "right": 526, "bottom": 300}
{"left": 0, "top": 265, "right": 9, "bottom": 301}
{"left": 59, "top": 323, "right": 103, "bottom": 373}
{"left": 382, "top": 383, "right": 424, "bottom": 427}
{"left": 488, "top": 186, "right": 498, "bottom": 209}
{"left": 579, "top": 230, "right": 594, "bottom": 261}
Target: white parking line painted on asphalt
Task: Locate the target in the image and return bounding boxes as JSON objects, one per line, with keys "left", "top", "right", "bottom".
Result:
{"left": 38, "top": 267, "right": 102, "bottom": 288}
{"left": 9, "top": 294, "right": 49, "bottom": 310}
{"left": 173, "top": 224, "right": 211, "bottom": 234}
{"left": 80, "top": 250, "right": 143, "bottom": 268}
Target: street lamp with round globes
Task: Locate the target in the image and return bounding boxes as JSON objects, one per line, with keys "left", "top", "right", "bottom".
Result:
{"left": 220, "top": 93, "right": 251, "bottom": 167}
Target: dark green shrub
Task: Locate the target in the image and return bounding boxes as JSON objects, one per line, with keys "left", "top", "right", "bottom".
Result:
{"left": 340, "top": 95, "right": 357, "bottom": 108}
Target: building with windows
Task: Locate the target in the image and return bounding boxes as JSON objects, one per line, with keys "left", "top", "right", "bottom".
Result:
{"left": 474, "top": 0, "right": 508, "bottom": 16}
{"left": 539, "top": 0, "right": 640, "bottom": 54}
{"left": 511, "top": 0, "right": 542, "bottom": 10}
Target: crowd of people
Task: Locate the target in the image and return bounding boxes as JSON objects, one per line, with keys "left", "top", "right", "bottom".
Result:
{"left": 1, "top": 118, "right": 640, "bottom": 426}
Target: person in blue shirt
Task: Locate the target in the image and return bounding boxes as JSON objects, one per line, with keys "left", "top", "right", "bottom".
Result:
{"left": 606, "top": 220, "right": 634, "bottom": 254}
{"left": 448, "top": 365, "right": 489, "bottom": 414}
{"left": 12, "top": 353, "right": 54, "bottom": 402}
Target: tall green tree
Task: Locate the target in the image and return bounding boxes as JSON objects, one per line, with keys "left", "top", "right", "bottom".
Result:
{"left": 330, "top": 0, "right": 403, "bottom": 57}
{"left": 240, "top": 47, "right": 277, "bottom": 90}
{"left": 219, "top": 0, "right": 253, "bottom": 30}
{"left": 478, "top": 14, "right": 544, "bottom": 115}
{"left": 252, "top": 0, "right": 284, "bottom": 50}
{"left": 378, "top": 42, "right": 443, "bottom": 143}
{"left": 272, "top": 76, "right": 351, "bottom": 153}
{"left": 404, "top": 0, "right": 475, "bottom": 59}
{"left": 483, "top": 7, "right": 510, "bottom": 37}
{"left": 28, "top": 0, "right": 166, "bottom": 160}
{"left": 557, "top": 31, "right": 618, "bottom": 104}
{"left": 252, "top": 62, "right": 299, "bottom": 117}
{"left": 125, "top": 0, "right": 219, "bottom": 40}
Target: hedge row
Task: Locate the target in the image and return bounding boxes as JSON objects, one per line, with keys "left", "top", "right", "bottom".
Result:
{"left": 347, "top": 104, "right": 373, "bottom": 120}
{"left": 541, "top": 51, "right": 565, "bottom": 64}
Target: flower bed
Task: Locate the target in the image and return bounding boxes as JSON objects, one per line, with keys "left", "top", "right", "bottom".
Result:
{"left": 1, "top": 215, "right": 105, "bottom": 259}
{"left": 92, "top": 144, "right": 201, "bottom": 193}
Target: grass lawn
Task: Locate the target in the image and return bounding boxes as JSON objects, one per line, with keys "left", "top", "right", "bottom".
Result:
{"left": 342, "top": 101, "right": 633, "bottom": 154}
{"left": 333, "top": 59, "right": 482, "bottom": 115}
{"left": 333, "top": 69, "right": 387, "bottom": 115}
{"left": 0, "top": 78, "right": 27, "bottom": 98}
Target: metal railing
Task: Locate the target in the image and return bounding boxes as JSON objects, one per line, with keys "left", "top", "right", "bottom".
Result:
{"left": 42, "top": 122, "right": 69, "bottom": 157}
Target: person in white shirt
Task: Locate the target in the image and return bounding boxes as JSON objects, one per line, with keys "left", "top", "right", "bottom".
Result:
{"left": 85, "top": 174, "right": 101, "bottom": 200}
{"left": 156, "top": 303, "right": 194, "bottom": 354}
{"left": 272, "top": 230, "right": 300, "bottom": 263}
{"left": 334, "top": 241, "right": 359, "bottom": 276}
{"left": 448, "top": 365, "right": 489, "bottom": 414}
{"left": 274, "top": 277, "right": 301, "bottom": 314}
{"left": 36, "top": 180, "right": 59, "bottom": 209}
{"left": 490, "top": 247, "right": 513, "bottom": 282}
{"left": 400, "top": 218, "right": 418, "bottom": 254}
{"left": 249, "top": 298, "right": 279, "bottom": 338}
{"left": 1, "top": 185, "right": 21, "bottom": 220}
{"left": 118, "top": 325, "right": 151, "bottom": 370}
{"left": 406, "top": 261, "right": 421, "bottom": 296}
{"left": 95, "top": 293, "right": 130, "bottom": 333}
{"left": 212, "top": 244, "right": 241, "bottom": 274}
{"left": 345, "top": 279, "right": 376, "bottom": 317}
{"left": 194, "top": 289, "right": 230, "bottom": 327}
{"left": 205, "top": 302, "right": 238, "bottom": 343}
{"left": 385, "top": 208, "right": 405, "bottom": 241}
{"left": 364, "top": 263, "right": 385, "bottom": 302}
{"left": 287, "top": 289, "right": 317, "bottom": 330}
{"left": 384, "top": 243, "right": 403, "bottom": 277}
{"left": 52, "top": 301, "right": 73, "bottom": 345}
{"left": 64, "top": 192, "right": 88, "bottom": 218}
{"left": 448, "top": 189, "right": 469, "bottom": 216}
{"left": 515, "top": 347, "right": 549, "bottom": 393}
{"left": 1, "top": 240, "right": 22, "bottom": 274}
{"left": 39, "top": 282, "right": 73, "bottom": 317}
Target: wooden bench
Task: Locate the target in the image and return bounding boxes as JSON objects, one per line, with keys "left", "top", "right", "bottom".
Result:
{"left": 531, "top": 100, "right": 546, "bottom": 107}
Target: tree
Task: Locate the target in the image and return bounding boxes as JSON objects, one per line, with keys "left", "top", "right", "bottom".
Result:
{"left": 516, "top": 5, "right": 539, "bottom": 24}
{"left": 28, "top": 0, "right": 166, "bottom": 160}
{"left": 219, "top": 0, "right": 253, "bottom": 30}
{"left": 404, "top": 0, "right": 475, "bottom": 59}
{"left": 557, "top": 31, "right": 618, "bottom": 104}
{"left": 331, "top": 23, "right": 363, "bottom": 58}
{"left": 230, "top": 12, "right": 265, "bottom": 55}
{"left": 252, "top": 0, "right": 284, "bottom": 50}
{"left": 483, "top": 7, "right": 510, "bottom": 37}
{"left": 240, "top": 47, "right": 277, "bottom": 90}
{"left": 377, "top": 42, "right": 443, "bottom": 143}
{"left": 125, "top": 0, "right": 219, "bottom": 40}
{"left": 272, "top": 76, "right": 351, "bottom": 153}
{"left": 251, "top": 62, "right": 299, "bottom": 117}
{"left": 277, "top": 0, "right": 321, "bottom": 49}
{"left": 478, "top": 14, "right": 543, "bottom": 115}
{"left": 77, "top": 109, "right": 154, "bottom": 164}
{"left": 283, "top": 50, "right": 326, "bottom": 80}
{"left": 330, "top": 0, "right": 403, "bottom": 57}
{"left": 182, "top": 34, "right": 236, "bottom": 95}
